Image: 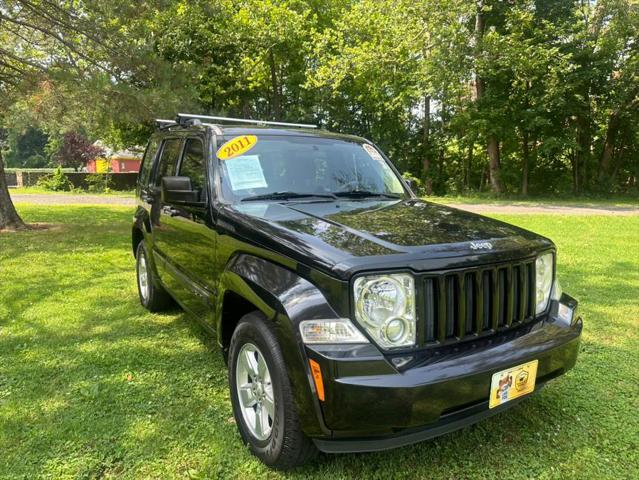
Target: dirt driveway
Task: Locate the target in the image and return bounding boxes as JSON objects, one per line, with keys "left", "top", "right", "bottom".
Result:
{"left": 10, "top": 193, "right": 639, "bottom": 215}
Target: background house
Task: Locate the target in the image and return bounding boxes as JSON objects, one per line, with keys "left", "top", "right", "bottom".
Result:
{"left": 86, "top": 142, "right": 142, "bottom": 173}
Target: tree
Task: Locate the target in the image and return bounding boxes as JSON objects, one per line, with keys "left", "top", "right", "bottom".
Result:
{"left": 473, "top": 0, "right": 503, "bottom": 194}
{"left": 0, "top": 129, "right": 26, "bottom": 230}
{"left": 53, "top": 131, "right": 104, "bottom": 171}
{"left": 4, "top": 127, "right": 48, "bottom": 168}
{"left": 2, "top": 0, "right": 638, "bottom": 206}
{"left": 0, "top": 0, "right": 191, "bottom": 229}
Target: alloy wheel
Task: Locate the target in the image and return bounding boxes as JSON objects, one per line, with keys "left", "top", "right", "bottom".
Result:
{"left": 138, "top": 252, "right": 149, "bottom": 302}
{"left": 235, "top": 343, "right": 274, "bottom": 441}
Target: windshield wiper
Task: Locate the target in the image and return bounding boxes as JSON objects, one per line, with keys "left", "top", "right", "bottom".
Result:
{"left": 334, "top": 190, "right": 402, "bottom": 199}
{"left": 241, "top": 191, "right": 338, "bottom": 202}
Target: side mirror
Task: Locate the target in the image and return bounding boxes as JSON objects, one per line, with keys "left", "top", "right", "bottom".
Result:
{"left": 403, "top": 177, "right": 416, "bottom": 192}
{"left": 161, "top": 176, "right": 201, "bottom": 204}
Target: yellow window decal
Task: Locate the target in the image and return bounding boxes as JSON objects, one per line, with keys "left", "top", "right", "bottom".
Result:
{"left": 217, "top": 135, "right": 258, "bottom": 160}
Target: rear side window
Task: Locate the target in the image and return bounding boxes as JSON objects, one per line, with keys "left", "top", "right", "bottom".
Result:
{"left": 179, "top": 138, "right": 207, "bottom": 197}
{"left": 139, "top": 136, "right": 161, "bottom": 186}
{"left": 154, "top": 138, "right": 182, "bottom": 186}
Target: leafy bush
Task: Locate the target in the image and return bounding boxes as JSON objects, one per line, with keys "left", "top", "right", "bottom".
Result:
{"left": 85, "top": 173, "right": 113, "bottom": 193}
{"left": 24, "top": 154, "right": 48, "bottom": 168}
{"left": 36, "top": 166, "right": 74, "bottom": 191}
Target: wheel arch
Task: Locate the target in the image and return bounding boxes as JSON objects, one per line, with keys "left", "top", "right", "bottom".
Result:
{"left": 217, "top": 253, "right": 338, "bottom": 437}
{"left": 132, "top": 206, "right": 151, "bottom": 258}
{"left": 132, "top": 226, "right": 144, "bottom": 258}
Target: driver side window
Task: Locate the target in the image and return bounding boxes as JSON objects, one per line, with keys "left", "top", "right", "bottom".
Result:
{"left": 179, "top": 138, "right": 207, "bottom": 201}
{"left": 155, "top": 138, "right": 182, "bottom": 186}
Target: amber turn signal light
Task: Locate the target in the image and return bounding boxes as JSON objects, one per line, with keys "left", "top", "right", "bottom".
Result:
{"left": 309, "top": 359, "right": 325, "bottom": 401}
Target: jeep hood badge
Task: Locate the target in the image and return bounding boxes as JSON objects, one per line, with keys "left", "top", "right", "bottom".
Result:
{"left": 470, "top": 241, "right": 493, "bottom": 250}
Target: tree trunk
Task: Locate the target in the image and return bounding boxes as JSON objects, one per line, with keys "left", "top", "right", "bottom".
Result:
{"left": 598, "top": 110, "right": 621, "bottom": 183}
{"left": 574, "top": 108, "right": 591, "bottom": 193}
{"left": 241, "top": 96, "right": 251, "bottom": 118}
{"left": 571, "top": 148, "right": 579, "bottom": 194}
{"left": 268, "top": 49, "right": 281, "bottom": 120}
{"left": 481, "top": 164, "right": 489, "bottom": 191}
{"left": 0, "top": 149, "right": 26, "bottom": 230}
{"left": 486, "top": 136, "right": 503, "bottom": 193}
{"left": 521, "top": 129, "right": 529, "bottom": 196}
{"left": 465, "top": 140, "right": 473, "bottom": 192}
{"left": 474, "top": 0, "right": 502, "bottom": 194}
{"left": 422, "top": 95, "right": 432, "bottom": 195}
{"left": 474, "top": 3, "right": 486, "bottom": 100}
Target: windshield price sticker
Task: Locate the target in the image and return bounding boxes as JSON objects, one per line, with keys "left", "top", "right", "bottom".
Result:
{"left": 362, "top": 143, "right": 385, "bottom": 163}
{"left": 217, "top": 135, "right": 258, "bottom": 160}
{"left": 224, "top": 155, "right": 267, "bottom": 191}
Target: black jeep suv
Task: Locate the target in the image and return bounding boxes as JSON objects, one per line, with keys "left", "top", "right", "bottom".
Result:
{"left": 132, "top": 114, "right": 582, "bottom": 469}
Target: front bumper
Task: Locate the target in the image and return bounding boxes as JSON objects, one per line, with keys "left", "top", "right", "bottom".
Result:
{"left": 305, "top": 299, "right": 582, "bottom": 453}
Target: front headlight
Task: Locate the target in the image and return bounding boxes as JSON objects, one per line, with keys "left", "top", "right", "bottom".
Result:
{"left": 535, "top": 253, "right": 554, "bottom": 314}
{"left": 353, "top": 273, "right": 416, "bottom": 349}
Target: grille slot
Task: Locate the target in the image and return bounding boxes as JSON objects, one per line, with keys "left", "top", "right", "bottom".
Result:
{"left": 423, "top": 260, "right": 535, "bottom": 345}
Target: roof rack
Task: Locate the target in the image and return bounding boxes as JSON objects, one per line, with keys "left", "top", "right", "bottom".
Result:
{"left": 177, "top": 113, "right": 317, "bottom": 129}
{"left": 154, "top": 118, "right": 222, "bottom": 135}
{"left": 155, "top": 119, "right": 176, "bottom": 128}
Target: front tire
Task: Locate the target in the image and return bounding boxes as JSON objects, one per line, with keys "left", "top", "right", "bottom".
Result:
{"left": 229, "top": 312, "right": 317, "bottom": 469}
{"left": 136, "top": 241, "right": 172, "bottom": 312}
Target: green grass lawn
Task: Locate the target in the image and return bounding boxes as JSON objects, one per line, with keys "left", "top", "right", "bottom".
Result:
{"left": 9, "top": 187, "right": 136, "bottom": 197}
{"left": 1, "top": 205, "right": 637, "bottom": 479}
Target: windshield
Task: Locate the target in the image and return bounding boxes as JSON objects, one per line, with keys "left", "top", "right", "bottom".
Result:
{"left": 216, "top": 135, "right": 407, "bottom": 202}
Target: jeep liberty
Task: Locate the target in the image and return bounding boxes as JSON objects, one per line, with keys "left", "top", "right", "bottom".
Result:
{"left": 132, "top": 113, "right": 582, "bottom": 469}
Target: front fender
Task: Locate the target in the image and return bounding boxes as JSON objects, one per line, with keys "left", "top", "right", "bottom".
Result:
{"left": 219, "top": 253, "right": 340, "bottom": 437}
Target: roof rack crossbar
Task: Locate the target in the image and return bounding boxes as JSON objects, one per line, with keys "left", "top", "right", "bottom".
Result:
{"left": 155, "top": 119, "right": 177, "bottom": 129}
{"left": 177, "top": 113, "right": 317, "bottom": 129}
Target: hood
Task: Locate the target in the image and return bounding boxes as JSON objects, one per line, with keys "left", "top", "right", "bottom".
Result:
{"left": 226, "top": 199, "right": 552, "bottom": 277}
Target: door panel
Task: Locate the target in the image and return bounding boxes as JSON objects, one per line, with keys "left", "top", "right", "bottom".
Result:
{"left": 149, "top": 137, "right": 183, "bottom": 288}
{"left": 156, "top": 137, "right": 216, "bottom": 322}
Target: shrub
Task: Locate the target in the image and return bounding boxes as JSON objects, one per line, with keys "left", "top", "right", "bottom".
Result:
{"left": 85, "top": 173, "right": 113, "bottom": 193}
{"left": 36, "top": 166, "right": 74, "bottom": 191}
{"left": 24, "top": 154, "right": 48, "bottom": 168}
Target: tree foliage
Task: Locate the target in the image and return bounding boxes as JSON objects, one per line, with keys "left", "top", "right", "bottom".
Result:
{"left": 1, "top": 0, "right": 638, "bottom": 217}
{"left": 53, "top": 131, "right": 105, "bottom": 171}
{"left": 4, "top": 127, "right": 48, "bottom": 167}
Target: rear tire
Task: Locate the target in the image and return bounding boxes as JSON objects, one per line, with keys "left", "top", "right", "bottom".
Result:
{"left": 136, "top": 241, "right": 172, "bottom": 312}
{"left": 229, "top": 311, "right": 317, "bottom": 469}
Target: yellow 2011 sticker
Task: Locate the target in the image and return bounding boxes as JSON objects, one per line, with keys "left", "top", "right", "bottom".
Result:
{"left": 217, "top": 135, "right": 258, "bottom": 160}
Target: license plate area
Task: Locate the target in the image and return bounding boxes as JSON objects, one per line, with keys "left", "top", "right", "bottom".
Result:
{"left": 489, "top": 360, "right": 538, "bottom": 409}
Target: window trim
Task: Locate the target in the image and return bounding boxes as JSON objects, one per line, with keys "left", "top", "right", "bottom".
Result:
{"left": 138, "top": 135, "right": 162, "bottom": 188}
